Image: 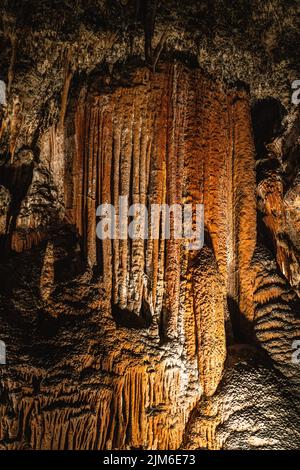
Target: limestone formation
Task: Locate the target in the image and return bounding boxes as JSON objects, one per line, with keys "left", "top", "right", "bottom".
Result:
{"left": 0, "top": 0, "right": 299, "bottom": 451}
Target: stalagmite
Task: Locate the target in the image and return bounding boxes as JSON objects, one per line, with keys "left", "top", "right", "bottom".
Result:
{"left": 40, "top": 241, "right": 55, "bottom": 301}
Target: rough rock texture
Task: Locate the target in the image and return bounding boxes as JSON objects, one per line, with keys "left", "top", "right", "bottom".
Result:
{"left": 255, "top": 106, "right": 300, "bottom": 295}
{"left": 181, "top": 346, "right": 300, "bottom": 450}
{"left": 0, "top": 0, "right": 300, "bottom": 451}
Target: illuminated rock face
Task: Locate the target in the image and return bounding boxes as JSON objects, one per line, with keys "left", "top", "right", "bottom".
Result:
{"left": 0, "top": 64, "right": 299, "bottom": 450}
{"left": 71, "top": 64, "right": 256, "bottom": 333}
{"left": 69, "top": 64, "right": 258, "bottom": 394}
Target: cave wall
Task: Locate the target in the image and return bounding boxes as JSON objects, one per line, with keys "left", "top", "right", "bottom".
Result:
{"left": 71, "top": 64, "right": 257, "bottom": 333}
{"left": 0, "top": 0, "right": 300, "bottom": 451}
{"left": 0, "top": 63, "right": 257, "bottom": 449}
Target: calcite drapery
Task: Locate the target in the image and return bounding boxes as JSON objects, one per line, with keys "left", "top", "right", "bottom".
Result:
{"left": 1, "top": 0, "right": 300, "bottom": 451}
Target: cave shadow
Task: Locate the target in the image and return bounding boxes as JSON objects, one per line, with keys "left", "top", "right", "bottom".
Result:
{"left": 112, "top": 298, "right": 152, "bottom": 330}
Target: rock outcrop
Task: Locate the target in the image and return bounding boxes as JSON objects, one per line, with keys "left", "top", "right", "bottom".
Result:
{"left": 0, "top": 0, "right": 299, "bottom": 451}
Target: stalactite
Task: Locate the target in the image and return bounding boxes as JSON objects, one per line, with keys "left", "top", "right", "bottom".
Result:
{"left": 59, "top": 47, "right": 75, "bottom": 131}
{"left": 112, "top": 110, "right": 122, "bottom": 304}
{"left": 0, "top": 339, "right": 199, "bottom": 450}
{"left": 86, "top": 104, "right": 97, "bottom": 266}
{"left": 252, "top": 245, "right": 300, "bottom": 383}
{"left": 140, "top": 0, "right": 158, "bottom": 64}
{"left": 257, "top": 165, "right": 300, "bottom": 296}
{"left": 74, "top": 95, "right": 86, "bottom": 242}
